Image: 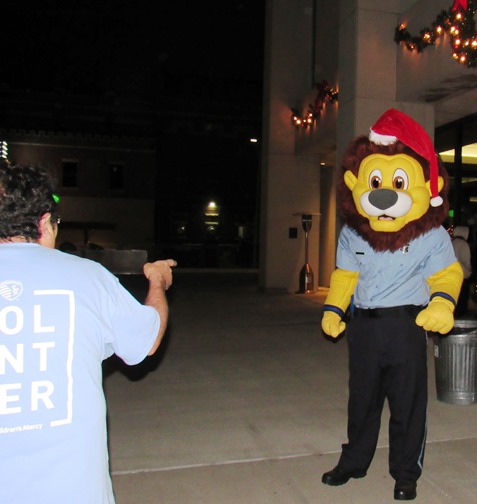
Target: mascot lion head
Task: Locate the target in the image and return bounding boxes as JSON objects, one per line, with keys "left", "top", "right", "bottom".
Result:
{"left": 339, "top": 109, "right": 449, "bottom": 252}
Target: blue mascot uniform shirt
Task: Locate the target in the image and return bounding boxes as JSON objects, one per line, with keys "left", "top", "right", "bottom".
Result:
{"left": 336, "top": 225, "right": 457, "bottom": 308}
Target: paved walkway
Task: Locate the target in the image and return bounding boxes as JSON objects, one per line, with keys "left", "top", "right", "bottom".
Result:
{"left": 105, "top": 271, "right": 477, "bottom": 503}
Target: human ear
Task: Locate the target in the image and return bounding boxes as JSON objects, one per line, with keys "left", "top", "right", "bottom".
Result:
{"left": 38, "top": 213, "right": 58, "bottom": 248}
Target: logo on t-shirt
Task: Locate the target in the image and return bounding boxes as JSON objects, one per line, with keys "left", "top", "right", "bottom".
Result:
{"left": 0, "top": 281, "right": 23, "bottom": 301}
{"left": 0, "top": 288, "right": 75, "bottom": 432}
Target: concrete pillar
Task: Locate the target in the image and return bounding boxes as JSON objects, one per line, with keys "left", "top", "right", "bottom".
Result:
{"left": 261, "top": 0, "right": 440, "bottom": 292}
{"left": 260, "top": 0, "right": 320, "bottom": 292}
{"left": 338, "top": 0, "right": 436, "bottom": 155}
{"left": 337, "top": 0, "right": 435, "bottom": 207}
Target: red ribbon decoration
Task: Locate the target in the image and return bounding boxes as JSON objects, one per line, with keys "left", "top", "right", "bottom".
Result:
{"left": 452, "top": 0, "right": 468, "bottom": 11}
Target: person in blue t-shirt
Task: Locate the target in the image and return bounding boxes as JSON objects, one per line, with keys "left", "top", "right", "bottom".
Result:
{"left": 0, "top": 161, "right": 176, "bottom": 504}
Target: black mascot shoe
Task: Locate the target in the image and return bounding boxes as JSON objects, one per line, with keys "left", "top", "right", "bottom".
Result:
{"left": 394, "top": 480, "right": 417, "bottom": 500}
{"left": 321, "top": 466, "right": 367, "bottom": 486}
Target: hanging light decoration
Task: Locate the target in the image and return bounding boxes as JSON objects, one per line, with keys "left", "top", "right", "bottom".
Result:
{"left": 0, "top": 141, "right": 8, "bottom": 160}
{"left": 291, "top": 80, "right": 339, "bottom": 128}
{"left": 394, "top": 0, "right": 477, "bottom": 68}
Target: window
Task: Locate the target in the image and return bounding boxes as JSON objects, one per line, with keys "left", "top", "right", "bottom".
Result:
{"left": 436, "top": 113, "right": 477, "bottom": 225}
{"left": 109, "top": 163, "right": 124, "bottom": 190}
{"left": 62, "top": 160, "right": 78, "bottom": 188}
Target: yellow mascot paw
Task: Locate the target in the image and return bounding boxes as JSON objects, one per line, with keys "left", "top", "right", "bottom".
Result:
{"left": 322, "top": 311, "right": 346, "bottom": 338}
{"left": 415, "top": 299, "right": 455, "bottom": 334}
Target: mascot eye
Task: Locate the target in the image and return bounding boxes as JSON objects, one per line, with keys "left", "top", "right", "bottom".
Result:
{"left": 392, "top": 169, "right": 409, "bottom": 190}
{"left": 369, "top": 169, "right": 382, "bottom": 189}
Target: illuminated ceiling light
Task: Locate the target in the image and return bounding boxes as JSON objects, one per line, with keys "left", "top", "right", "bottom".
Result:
{"left": 205, "top": 201, "right": 219, "bottom": 217}
{"left": 250, "top": 138, "right": 258, "bottom": 143}
{"left": 440, "top": 143, "right": 477, "bottom": 164}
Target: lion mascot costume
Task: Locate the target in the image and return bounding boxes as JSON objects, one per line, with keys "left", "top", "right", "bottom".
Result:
{"left": 320, "top": 109, "right": 463, "bottom": 501}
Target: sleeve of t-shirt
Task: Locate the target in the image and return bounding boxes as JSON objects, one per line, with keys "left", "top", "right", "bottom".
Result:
{"left": 336, "top": 226, "right": 360, "bottom": 272}
{"left": 108, "top": 281, "right": 161, "bottom": 365}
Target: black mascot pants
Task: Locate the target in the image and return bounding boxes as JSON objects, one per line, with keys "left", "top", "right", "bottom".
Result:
{"left": 338, "top": 307, "right": 427, "bottom": 482}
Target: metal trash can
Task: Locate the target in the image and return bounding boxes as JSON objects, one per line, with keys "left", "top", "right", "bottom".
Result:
{"left": 434, "top": 320, "right": 477, "bottom": 405}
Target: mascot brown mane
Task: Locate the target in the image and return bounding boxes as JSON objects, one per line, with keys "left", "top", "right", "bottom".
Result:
{"left": 338, "top": 135, "right": 449, "bottom": 252}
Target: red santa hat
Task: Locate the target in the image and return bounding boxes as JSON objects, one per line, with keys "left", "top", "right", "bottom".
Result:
{"left": 369, "top": 108, "right": 443, "bottom": 207}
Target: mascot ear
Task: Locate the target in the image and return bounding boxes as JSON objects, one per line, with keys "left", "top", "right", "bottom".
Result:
{"left": 344, "top": 170, "right": 358, "bottom": 191}
{"left": 425, "top": 175, "right": 444, "bottom": 198}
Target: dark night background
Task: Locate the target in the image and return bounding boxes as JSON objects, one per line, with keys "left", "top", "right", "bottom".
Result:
{"left": 2, "top": 0, "right": 265, "bottom": 101}
{"left": 1, "top": 0, "right": 266, "bottom": 267}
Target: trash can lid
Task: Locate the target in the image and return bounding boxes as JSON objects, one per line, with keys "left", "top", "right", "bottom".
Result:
{"left": 447, "top": 319, "right": 477, "bottom": 335}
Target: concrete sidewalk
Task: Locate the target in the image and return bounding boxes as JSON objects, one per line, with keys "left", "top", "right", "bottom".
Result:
{"left": 105, "top": 271, "right": 477, "bottom": 503}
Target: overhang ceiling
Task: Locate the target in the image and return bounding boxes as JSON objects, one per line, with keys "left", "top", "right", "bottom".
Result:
{"left": 424, "top": 74, "right": 477, "bottom": 127}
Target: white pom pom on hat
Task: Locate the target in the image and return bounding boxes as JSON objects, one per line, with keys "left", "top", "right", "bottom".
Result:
{"left": 369, "top": 108, "right": 443, "bottom": 207}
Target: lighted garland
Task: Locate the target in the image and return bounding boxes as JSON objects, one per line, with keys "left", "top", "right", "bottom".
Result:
{"left": 291, "top": 80, "right": 338, "bottom": 128}
{"left": 0, "top": 141, "right": 8, "bottom": 160}
{"left": 394, "top": 0, "right": 477, "bottom": 67}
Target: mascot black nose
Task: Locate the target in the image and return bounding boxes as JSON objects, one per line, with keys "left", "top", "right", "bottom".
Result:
{"left": 368, "top": 189, "right": 398, "bottom": 210}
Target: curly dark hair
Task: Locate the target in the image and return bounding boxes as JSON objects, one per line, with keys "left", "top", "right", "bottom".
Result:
{"left": 0, "top": 161, "right": 59, "bottom": 240}
{"left": 339, "top": 136, "right": 449, "bottom": 252}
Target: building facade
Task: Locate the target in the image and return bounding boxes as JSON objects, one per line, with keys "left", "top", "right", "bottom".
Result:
{"left": 0, "top": 90, "right": 158, "bottom": 256}
{"left": 0, "top": 83, "right": 262, "bottom": 267}
{"left": 260, "top": 0, "right": 477, "bottom": 292}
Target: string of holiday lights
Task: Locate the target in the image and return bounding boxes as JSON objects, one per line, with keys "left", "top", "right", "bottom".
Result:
{"left": 394, "top": 0, "right": 477, "bottom": 67}
{"left": 0, "top": 141, "right": 8, "bottom": 160}
{"left": 291, "top": 80, "right": 338, "bottom": 128}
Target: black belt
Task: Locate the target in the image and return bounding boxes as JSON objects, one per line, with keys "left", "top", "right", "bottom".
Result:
{"left": 352, "top": 305, "right": 423, "bottom": 319}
